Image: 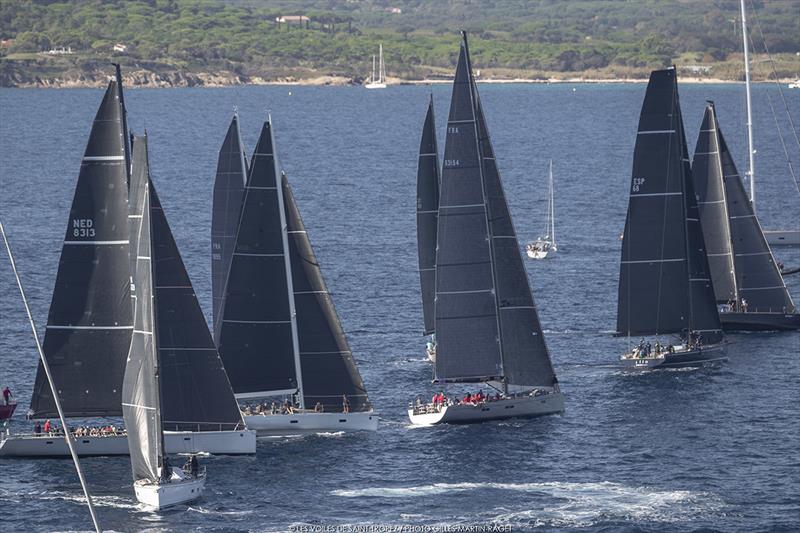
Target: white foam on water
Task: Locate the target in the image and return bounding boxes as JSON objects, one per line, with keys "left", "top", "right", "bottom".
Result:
{"left": 331, "top": 481, "right": 724, "bottom": 526}
{"left": 186, "top": 506, "right": 254, "bottom": 517}
{"left": 315, "top": 431, "right": 346, "bottom": 438}
{"left": 25, "top": 489, "right": 140, "bottom": 511}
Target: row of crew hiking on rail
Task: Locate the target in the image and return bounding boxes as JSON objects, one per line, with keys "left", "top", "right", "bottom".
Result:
{"left": 241, "top": 394, "right": 354, "bottom": 416}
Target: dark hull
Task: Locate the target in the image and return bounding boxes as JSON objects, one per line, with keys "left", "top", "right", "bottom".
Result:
{"left": 659, "top": 344, "right": 726, "bottom": 367}
{"left": 720, "top": 312, "right": 800, "bottom": 332}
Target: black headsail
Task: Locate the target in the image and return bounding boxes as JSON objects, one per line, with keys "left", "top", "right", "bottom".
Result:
{"left": 122, "top": 136, "right": 162, "bottom": 483}
{"left": 434, "top": 34, "right": 503, "bottom": 383}
{"left": 282, "top": 174, "right": 372, "bottom": 412}
{"left": 30, "top": 79, "right": 133, "bottom": 419}
{"left": 212, "top": 113, "right": 248, "bottom": 344}
{"left": 616, "top": 68, "right": 722, "bottom": 342}
{"left": 416, "top": 97, "right": 440, "bottom": 337}
{"left": 218, "top": 119, "right": 299, "bottom": 399}
{"left": 693, "top": 104, "right": 795, "bottom": 313}
{"left": 473, "top": 82, "right": 557, "bottom": 388}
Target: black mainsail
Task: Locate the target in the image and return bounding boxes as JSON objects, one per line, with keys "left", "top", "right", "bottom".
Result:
{"left": 122, "top": 138, "right": 163, "bottom": 483}
{"left": 218, "top": 120, "right": 299, "bottom": 399}
{"left": 616, "top": 68, "right": 722, "bottom": 342}
{"left": 692, "top": 103, "right": 795, "bottom": 313}
{"left": 30, "top": 80, "right": 133, "bottom": 419}
{"left": 211, "top": 114, "right": 248, "bottom": 344}
{"left": 282, "top": 175, "right": 372, "bottom": 412}
{"left": 434, "top": 32, "right": 558, "bottom": 389}
{"left": 416, "top": 97, "right": 440, "bottom": 337}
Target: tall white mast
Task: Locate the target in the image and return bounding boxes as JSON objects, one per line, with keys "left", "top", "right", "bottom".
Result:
{"left": 379, "top": 43, "right": 385, "bottom": 83}
{"left": 371, "top": 55, "right": 376, "bottom": 83}
{"left": 741, "top": 0, "right": 756, "bottom": 210}
{"left": 549, "top": 160, "right": 555, "bottom": 244}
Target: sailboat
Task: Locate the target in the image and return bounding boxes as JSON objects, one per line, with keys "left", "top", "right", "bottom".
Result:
{"left": 616, "top": 68, "right": 726, "bottom": 370}
{"left": 691, "top": 103, "right": 799, "bottom": 331}
{"left": 738, "top": 0, "right": 800, "bottom": 246}
{"left": 364, "top": 43, "right": 387, "bottom": 89}
{"left": 416, "top": 96, "right": 440, "bottom": 364}
{"left": 408, "top": 32, "right": 564, "bottom": 426}
{"left": 216, "top": 117, "right": 377, "bottom": 436}
{"left": 0, "top": 73, "right": 255, "bottom": 457}
{"left": 526, "top": 160, "right": 558, "bottom": 259}
{"left": 212, "top": 112, "right": 248, "bottom": 344}
{"left": 123, "top": 135, "right": 205, "bottom": 510}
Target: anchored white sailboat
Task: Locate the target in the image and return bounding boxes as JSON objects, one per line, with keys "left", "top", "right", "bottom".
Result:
{"left": 214, "top": 117, "right": 378, "bottom": 436}
{"left": 365, "top": 43, "right": 387, "bottom": 89}
{"left": 408, "top": 32, "right": 564, "bottom": 426}
{"left": 526, "top": 160, "right": 558, "bottom": 259}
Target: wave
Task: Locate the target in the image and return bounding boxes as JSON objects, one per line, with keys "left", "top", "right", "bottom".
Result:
{"left": 187, "top": 506, "right": 254, "bottom": 517}
{"left": 331, "top": 481, "right": 724, "bottom": 527}
{"left": 12, "top": 489, "right": 141, "bottom": 511}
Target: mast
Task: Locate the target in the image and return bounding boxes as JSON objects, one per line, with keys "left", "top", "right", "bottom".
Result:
{"left": 548, "top": 160, "right": 555, "bottom": 242}
{"left": 741, "top": 0, "right": 756, "bottom": 209}
{"left": 1, "top": 222, "right": 102, "bottom": 533}
{"left": 379, "top": 43, "right": 385, "bottom": 83}
{"left": 371, "top": 55, "right": 376, "bottom": 83}
{"left": 270, "top": 118, "right": 305, "bottom": 410}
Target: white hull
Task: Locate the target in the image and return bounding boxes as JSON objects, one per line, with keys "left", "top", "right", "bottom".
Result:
{"left": 764, "top": 229, "right": 800, "bottom": 246}
{"left": 526, "top": 249, "right": 549, "bottom": 260}
{"left": 244, "top": 411, "right": 378, "bottom": 437}
{"left": 408, "top": 392, "right": 564, "bottom": 426}
{"left": 364, "top": 83, "right": 387, "bottom": 89}
{"left": 0, "top": 429, "right": 255, "bottom": 457}
{"left": 134, "top": 469, "right": 205, "bottom": 510}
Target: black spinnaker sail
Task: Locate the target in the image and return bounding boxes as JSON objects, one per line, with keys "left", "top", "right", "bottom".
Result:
{"left": 616, "top": 68, "right": 722, "bottom": 342}
{"left": 30, "top": 80, "right": 133, "bottom": 419}
{"left": 218, "top": 120, "right": 298, "bottom": 398}
{"left": 434, "top": 32, "right": 559, "bottom": 389}
{"left": 692, "top": 104, "right": 795, "bottom": 313}
{"left": 212, "top": 114, "right": 248, "bottom": 344}
{"left": 416, "top": 97, "right": 440, "bottom": 337}
{"left": 282, "top": 174, "right": 372, "bottom": 412}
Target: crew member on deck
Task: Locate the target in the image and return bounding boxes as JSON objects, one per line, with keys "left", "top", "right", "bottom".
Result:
{"left": 342, "top": 394, "right": 350, "bottom": 414}
{"left": 2, "top": 386, "right": 11, "bottom": 405}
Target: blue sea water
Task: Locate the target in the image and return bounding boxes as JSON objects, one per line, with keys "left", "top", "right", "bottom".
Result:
{"left": 0, "top": 81, "right": 798, "bottom": 532}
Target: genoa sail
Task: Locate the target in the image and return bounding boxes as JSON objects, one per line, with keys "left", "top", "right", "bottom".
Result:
{"left": 616, "top": 68, "right": 721, "bottom": 341}
{"left": 282, "top": 174, "right": 372, "bottom": 412}
{"left": 122, "top": 135, "right": 162, "bottom": 483}
{"left": 416, "top": 97, "right": 440, "bottom": 337}
{"left": 217, "top": 120, "right": 298, "bottom": 398}
{"left": 30, "top": 80, "right": 133, "bottom": 419}
{"left": 693, "top": 104, "right": 795, "bottom": 313}
{"left": 212, "top": 114, "right": 248, "bottom": 344}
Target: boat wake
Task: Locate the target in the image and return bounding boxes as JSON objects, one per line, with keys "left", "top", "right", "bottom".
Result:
{"left": 4, "top": 488, "right": 141, "bottom": 511}
{"left": 187, "top": 506, "right": 254, "bottom": 517}
{"left": 331, "top": 481, "right": 725, "bottom": 526}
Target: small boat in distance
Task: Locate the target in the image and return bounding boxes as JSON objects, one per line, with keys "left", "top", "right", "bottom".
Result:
{"left": 416, "top": 96, "right": 440, "bottom": 364}
{"left": 691, "top": 102, "right": 799, "bottom": 331}
{"left": 526, "top": 159, "right": 558, "bottom": 259}
{"left": 123, "top": 135, "right": 207, "bottom": 510}
{"left": 616, "top": 68, "right": 726, "bottom": 370}
{"left": 365, "top": 43, "right": 387, "bottom": 89}
{"left": 788, "top": 79, "right": 800, "bottom": 89}
{"left": 408, "top": 32, "right": 564, "bottom": 426}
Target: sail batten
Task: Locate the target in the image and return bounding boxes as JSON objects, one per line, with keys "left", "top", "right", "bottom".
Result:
{"left": 416, "top": 97, "right": 440, "bottom": 337}
{"left": 30, "top": 80, "right": 133, "bottom": 419}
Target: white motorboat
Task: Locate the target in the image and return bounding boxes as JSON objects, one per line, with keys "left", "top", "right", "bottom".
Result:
{"left": 788, "top": 79, "right": 800, "bottom": 89}
{"left": 243, "top": 411, "right": 378, "bottom": 437}
{"left": 365, "top": 43, "right": 387, "bottom": 89}
{"left": 408, "top": 390, "right": 564, "bottom": 426}
{"left": 0, "top": 428, "right": 255, "bottom": 457}
{"left": 526, "top": 160, "right": 557, "bottom": 260}
{"left": 134, "top": 465, "right": 206, "bottom": 510}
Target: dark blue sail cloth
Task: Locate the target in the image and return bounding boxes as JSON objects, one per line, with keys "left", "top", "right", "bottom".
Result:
{"left": 282, "top": 174, "right": 372, "bottom": 412}
{"left": 692, "top": 104, "right": 795, "bottom": 313}
{"left": 212, "top": 114, "right": 248, "bottom": 344}
{"left": 416, "top": 97, "right": 440, "bottom": 337}
{"left": 616, "top": 69, "right": 721, "bottom": 342}
{"left": 217, "top": 120, "right": 297, "bottom": 397}
{"left": 30, "top": 80, "right": 133, "bottom": 419}
{"left": 434, "top": 32, "right": 559, "bottom": 387}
